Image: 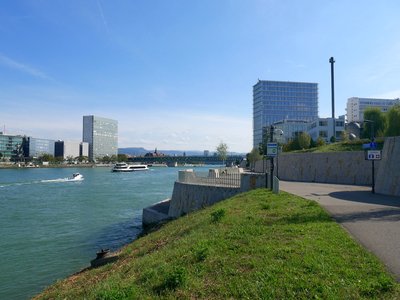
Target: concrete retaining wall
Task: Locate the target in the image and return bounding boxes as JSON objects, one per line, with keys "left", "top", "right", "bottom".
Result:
{"left": 376, "top": 136, "right": 400, "bottom": 196}
{"left": 142, "top": 198, "right": 171, "bottom": 226}
{"left": 168, "top": 182, "right": 241, "bottom": 218}
{"left": 168, "top": 171, "right": 266, "bottom": 218}
{"left": 253, "top": 151, "right": 380, "bottom": 186}
{"left": 143, "top": 171, "right": 266, "bottom": 225}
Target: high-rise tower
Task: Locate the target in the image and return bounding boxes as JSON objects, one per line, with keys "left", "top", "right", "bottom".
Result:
{"left": 83, "top": 115, "right": 118, "bottom": 161}
{"left": 253, "top": 80, "right": 318, "bottom": 148}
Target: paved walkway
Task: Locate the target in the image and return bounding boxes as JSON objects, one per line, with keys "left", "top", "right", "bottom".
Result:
{"left": 280, "top": 181, "right": 400, "bottom": 281}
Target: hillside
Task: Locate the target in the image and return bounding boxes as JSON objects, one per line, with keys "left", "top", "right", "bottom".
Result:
{"left": 288, "top": 139, "right": 384, "bottom": 154}
{"left": 35, "top": 189, "right": 399, "bottom": 299}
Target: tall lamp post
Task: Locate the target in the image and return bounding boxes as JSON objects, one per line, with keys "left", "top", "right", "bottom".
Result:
{"left": 329, "top": 57, "right": 336, "bottom": 141}
{"left": 364, "top": 119, "right": 375, "bottom": 193}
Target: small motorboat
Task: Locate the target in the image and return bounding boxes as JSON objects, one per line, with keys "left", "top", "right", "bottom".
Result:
{"left": 68, "top": 173, "right": 84, "bottom": 181}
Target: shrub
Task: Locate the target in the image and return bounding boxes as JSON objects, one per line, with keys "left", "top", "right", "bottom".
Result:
{"left": 163, "top": 266, "right": 187, "bottom": 290}
{"left": 210, "top": 208, "right": 226, "bottom": 223}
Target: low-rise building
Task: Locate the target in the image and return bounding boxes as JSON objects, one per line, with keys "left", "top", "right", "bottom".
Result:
{"left": 308, "top": 116, "right": 345, "bottom": 142}
{"left": 25, "top": 137, "right": 55, "bottom": 158}
{"left": 346, "top": 97, "right": 400, "bottom": 122}
{"left": 0, "top": 133, "right": 24, "bottom": 160}
{"left": 55, "top": 140, "right": 89, "bottom": 160}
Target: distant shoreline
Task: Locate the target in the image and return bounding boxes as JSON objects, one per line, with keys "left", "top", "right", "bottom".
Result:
{"left": 0, "top": 163, "right": 109, "bottom": 169}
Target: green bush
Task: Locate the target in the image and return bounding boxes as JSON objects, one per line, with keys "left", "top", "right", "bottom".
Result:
{"left": 210, "top": 208, "right": 226, "bottom": 223}
{"left": 163, "top": 266, "right": 187, "bottom": 290}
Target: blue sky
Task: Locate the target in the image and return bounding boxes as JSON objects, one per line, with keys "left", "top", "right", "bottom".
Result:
{"left": 1, "top": 1, "right": 400, "bottom": 153}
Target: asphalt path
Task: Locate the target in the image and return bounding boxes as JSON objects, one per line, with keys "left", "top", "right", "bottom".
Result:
{"left": 280, "top": 180, "right": 400, "bottom": 281}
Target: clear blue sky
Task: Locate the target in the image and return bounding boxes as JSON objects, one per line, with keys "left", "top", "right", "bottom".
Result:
{"left": 1, "top": 1, "right": 399, "bottom": 153}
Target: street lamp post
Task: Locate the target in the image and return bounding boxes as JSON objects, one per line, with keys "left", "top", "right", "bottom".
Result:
{"left": 329, "top": 57, "right": 336, "bottom": 141}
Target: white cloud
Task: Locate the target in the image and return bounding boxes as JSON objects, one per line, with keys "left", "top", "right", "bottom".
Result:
{"left": 0, "top": 53, "right": 51, "bottom": 80}
{"left": 96, "top": 0, "right": 110, "bottom": 34}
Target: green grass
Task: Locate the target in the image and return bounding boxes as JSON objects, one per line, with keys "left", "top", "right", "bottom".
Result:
{"left": 289, "top": 139, "right": 384, "bottom": 153}
{"left": 35, "top": 189, "right": 399, "bottom": 299}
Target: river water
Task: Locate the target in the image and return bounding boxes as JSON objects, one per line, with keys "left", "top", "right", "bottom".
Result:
{"left": 0, "top": 166, "right": 206, "bottom": 299}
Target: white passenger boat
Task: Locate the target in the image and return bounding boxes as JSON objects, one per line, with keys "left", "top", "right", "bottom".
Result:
{"left": 112, "top": 163, "right": 149, "bottom": 172}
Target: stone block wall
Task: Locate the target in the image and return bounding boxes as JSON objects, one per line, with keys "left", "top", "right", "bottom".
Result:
{"left": 254, "top": 151, "right": 381, "bottom": 186}
{"left": 375, "top": 137, "right": 400, "bottom": 196}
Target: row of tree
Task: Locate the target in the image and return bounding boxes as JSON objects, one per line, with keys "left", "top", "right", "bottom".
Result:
{"left": 362, "top": 105, "right": 400, "bottom": 138}
{"left": 16, "top": 154, "right": 131, "bottom": 164}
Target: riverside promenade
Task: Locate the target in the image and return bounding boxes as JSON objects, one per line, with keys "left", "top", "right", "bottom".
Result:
{"left": 280, "top": 180, "right": 400, "bottom": 281}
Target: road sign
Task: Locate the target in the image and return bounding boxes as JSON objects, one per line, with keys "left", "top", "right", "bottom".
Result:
{"left": 370, "top": 142, "right": 377, "bottom": 149}
{"left": 266, "top": 143, "right": 278, "bottom": 157}
{"left": 366, "top": 150, "right": 382, "bottom": 160}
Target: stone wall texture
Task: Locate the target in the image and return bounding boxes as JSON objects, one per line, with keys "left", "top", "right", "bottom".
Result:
{"left": 276, "top": 151, "right": 380, "bottom": 185}
{"left": 375, "top": 136, "right": 400, "bottom": 196}
{"left": 168, "top": 182, "right": 241, "bottom": 218}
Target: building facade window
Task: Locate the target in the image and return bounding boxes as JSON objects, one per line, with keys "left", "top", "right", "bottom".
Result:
{"left": 253, "top": 80, "right": 318, "bottom": 148}
{"left": 83, "top": 115, "right": 118, "bottom": 161}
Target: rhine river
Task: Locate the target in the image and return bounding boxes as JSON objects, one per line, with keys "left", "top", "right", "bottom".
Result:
{"left": 0, "top": 165, "right": 209, "bottom": 299}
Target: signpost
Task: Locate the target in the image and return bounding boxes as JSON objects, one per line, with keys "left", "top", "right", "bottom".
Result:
{"left": 266, "top": 143, "right": 278, "bottom": 157}
{"left": 367, "top": 150, "right": 381, "bottom": 160}
{"left": 366, "top": 150, "right": 382, "bottom": 194}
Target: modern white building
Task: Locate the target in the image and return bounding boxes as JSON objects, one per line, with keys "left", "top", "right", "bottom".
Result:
{"left": 55, "top": 140, "right": 89, "bottom": 159}
{"left": 83, "top": 115, "right": 118, "bottom": 161}
{"left": 346, "top": 97, "right": 400, "bottom": 123}
{"left": 308, "top": 116, "right": 345, "bottom": 142}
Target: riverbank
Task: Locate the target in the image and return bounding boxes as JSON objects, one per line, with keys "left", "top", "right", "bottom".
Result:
{"left": 35, "top": 189, "right": 400, "bottom": 299}
{"left": 0, "top": 162, "right": 103, "bottom": 169}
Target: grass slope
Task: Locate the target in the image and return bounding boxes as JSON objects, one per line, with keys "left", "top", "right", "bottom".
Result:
{"left": 289, "top": 139, "right": 384, "bottom": 153}
{"left": 36, "top": 189, "right": 399, "bottom": 299}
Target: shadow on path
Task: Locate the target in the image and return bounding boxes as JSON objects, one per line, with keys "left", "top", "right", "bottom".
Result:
{"left": 333, "top": 208, "right": 400, "bottom": 223}
{"left": 329, "top": 190, "right": 400, "bottom": 208}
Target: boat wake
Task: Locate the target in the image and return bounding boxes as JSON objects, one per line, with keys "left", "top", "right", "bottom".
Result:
{"left": 0, "top": 176, "right": 84, "bottom": 188}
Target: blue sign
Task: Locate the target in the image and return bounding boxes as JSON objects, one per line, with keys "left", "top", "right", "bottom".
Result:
{"left": 370, "top": 142, "right": 377, "bottom": 149}
{"left": 367, "top": 150, "right": 381, "bottom": 160}
{"left": 266, "top": 143, "right": 278, "bottom": 157}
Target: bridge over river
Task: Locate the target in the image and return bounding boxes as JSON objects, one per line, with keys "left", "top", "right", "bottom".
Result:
{"left": 128, "top": 155, "right": 245, "bottom": 166}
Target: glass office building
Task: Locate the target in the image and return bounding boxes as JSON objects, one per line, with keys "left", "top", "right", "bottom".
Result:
{"left": 0, "top": 133, "right": 23, "bottom": 160}
{"left": 27, "top": 137, "right": 55, "bottom": 157}
{"left": 253, "top": 80, "right": 318, "bottom": 148}
{"left": 83, "top": 115, "right": 118, "bottom": 161}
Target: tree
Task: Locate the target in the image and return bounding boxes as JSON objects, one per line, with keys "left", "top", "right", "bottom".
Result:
{"left": 340, "top": 130, "right": 349, "bottom": 142}
{"left": 363, "top": 107, "right": 386, "bottom": 139}
{"left": 248, "top": 147, "right": 262, "bottom": 170}
{"left": 297, "top": 132, "right": 311, "bottom": 149}
{"left": 316, "top": 137, "right": 326, "bottom": 147}
{"left": 282, "top": 138, "right": 300, "bottom": 152}
{"left": 66, "top": 155, "right": 74, "bottom": 164}
{"left": 39, "top": 154, "right": 54, "bottom": 163}
{"left": 216, "top": 142, "right": 228, "bottom": 165}
{"left": 117, "top": 154, "right": 128, "bottom": 162}
{"left": 385, "top": 104, "right": 400, "bottom": 137}
{"left": 77, "top": 156, "right": 89, "bottom": 163}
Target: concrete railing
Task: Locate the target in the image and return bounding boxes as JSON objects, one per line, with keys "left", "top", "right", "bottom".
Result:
{"left": 177, "top": 167, "right": 242, "bottom": 188}
{"left": 143, "top": 169, "right": 266, "bottom": 226}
